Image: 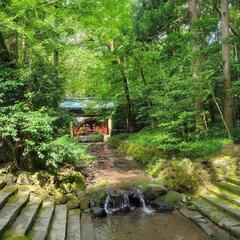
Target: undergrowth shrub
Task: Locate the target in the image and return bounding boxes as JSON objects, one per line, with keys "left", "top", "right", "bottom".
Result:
{"left": 148, "top": 159, "right": 210, "bottom": 193}
{"left": 46, "top": 135, "right": 93, "bottom": 168}
{"left": 108, "top": 137, "right": 163, "bottom": 164}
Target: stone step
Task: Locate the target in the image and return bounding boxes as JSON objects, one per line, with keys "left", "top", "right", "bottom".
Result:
{"left": 30, "top": 202, "right": 55, "bottom": 240}
{"left": 192, "top": 199, "right": 240, "bottom": 238}
{"left": 200, "top": 194, "right": 240, "bottom": 220}
{"left": 0, "top": 192, "right": 30, "bottom": 238}
{"left": 48, "top": 205, "right": 68, "bottom": 240}
{"left": 216, "top": 181, "right": 240, "bottom": 195}
{"left": 67, "top": 209, "right": 81, "bottom": 240}
{"left": 9, "top": 197, "right": 42, "bottom": 236}
{"left": 0, "top": 187, "right": 18, "bottom": 209}
{"left": 208, "top": 185, "right": 240, "bottom": 207}
{"left": 81, "top": 213, "right": 95, "bottom": 240}
{"left": 226, "top": 176, "right": 240, "bottom": 186}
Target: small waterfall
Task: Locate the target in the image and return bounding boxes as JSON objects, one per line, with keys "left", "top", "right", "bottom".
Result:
{"left": 136, "top": 188, "right": 155, "bottom": 214}
{"left": 103, "top": 188, "right": 154, "bottom": 215}
{"left": 104, "top": 190, "right": 130, "bottom": 215}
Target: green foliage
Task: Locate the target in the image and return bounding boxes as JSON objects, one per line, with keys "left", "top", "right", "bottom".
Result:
{"left": 108, "top": 136, "right": 164, "bottom": 164}
{"left": 152, "top": 159, "right": 210, "bottom": 193}
{"left": 47, "top": 135, "right": 93, "bottom": 168}
{"left": 111, "top": 129, "right": 230, "bottom": 158}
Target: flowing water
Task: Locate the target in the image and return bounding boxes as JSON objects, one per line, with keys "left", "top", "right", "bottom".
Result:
{"left": 88, "top": 143, "right": 211, "bottom": 240}
{"left": 93, "top": 209, "right": 211, "bottom": 240}
{"left": 136, "top": 188, "right": 155, "bottom": 214}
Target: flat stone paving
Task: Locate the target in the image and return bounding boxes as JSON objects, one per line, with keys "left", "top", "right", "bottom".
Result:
{"left": 192, "top": 199, "right": 240, "bottom": 238}
{"left": 30, "top": 201, "right": 55, "bottom": 240}
{"left": 201, "top": 195, "right": 240, "bottom": 219}
{"left": 10, "top": 199, "right": 42, "bottom": 236}
{"left": 179, "top": 205, "right": 237, "bottom": 240}
{"left": 81, "top": 213, "right": 95, "bottom": 240}
{"left": 48, "top": 205, "right": 68, "bottom": 240}
{"left": 67, "top": 209, "right": 81, "bottom": 240}
{"left": 0, "top": 193, "right": 29, "bottom": 237}
{"left": 0, "top": 187, "right": 17, "bottom": 209}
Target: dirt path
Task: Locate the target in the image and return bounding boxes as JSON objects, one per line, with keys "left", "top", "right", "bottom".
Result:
{"left": 86, "top": 143, "right": 151, "bottom": 187}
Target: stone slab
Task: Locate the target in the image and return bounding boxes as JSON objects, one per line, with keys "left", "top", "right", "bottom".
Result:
{"left": 10, "top": 200, "right": 42, "bottom": 236}
{"left": 31, "top": 202, "right": 55, "bottom": 240}
{"left": 0, "top": 193, "right": 29, "bottom": 237}
{"left": 67, "top": 209, "right": 81, "bottom": 240}
{"left": 81, "top": 213, "right": 95, "bottom": 240}
{"left": 201, "top": 195, "right": 240, "bottom": 219}
{"left": 0, "top": 187, "right": 17, "bottom": 209}
{"left": 48, "top": 205, "right": 68, "bottom": 240}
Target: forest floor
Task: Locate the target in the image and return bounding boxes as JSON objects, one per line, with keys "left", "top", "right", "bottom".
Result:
{"left": 86, "top": 142, "right": 151, "bottom": 188}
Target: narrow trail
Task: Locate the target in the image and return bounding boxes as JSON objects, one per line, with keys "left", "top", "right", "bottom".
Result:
{"left": 86, "top": 143, "right": 151, "bottom": 188}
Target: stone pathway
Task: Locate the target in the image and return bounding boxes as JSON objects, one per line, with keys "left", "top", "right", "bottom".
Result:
{"left": 86, "top": 143, "right": 151, "bottom": 187}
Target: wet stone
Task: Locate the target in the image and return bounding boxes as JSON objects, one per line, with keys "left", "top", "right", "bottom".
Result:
{"left": 10, "top": 200, "right": 42, "bottom": 236}
{"left": 49, "top": 205, "right": 67, "bottom": 240}
{"left": 0, "top": 193, "right": 29, "bottom": 237}
{"left": 91, "top": 207, "right": 106, "bottom": 218}
{"left": 144, "top": 184, "right": 168, "bottom": 201}
{"left": 67, "top": 209, "right": 81, "bottom": 240}
{"left": 150, "top": 201, "right": 175, "bottom": 213}
{"left": 31, "top": 202, "right": 55, "bottom": 240}
{"left": 81, "top": 213, "right": 95, "bottom": 240}
{"left": 211, "top": 231, "right": 237, "bottom": 240}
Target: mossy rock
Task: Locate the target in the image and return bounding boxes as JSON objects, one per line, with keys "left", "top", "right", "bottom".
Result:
{"left": 7, "top": 237, "right": 30, "bottom": 240}
{"left": 66, "top": 194, "right": 80, "bottom": 209}
{"left": 155, "top": 190, "right": 182, "bottom": 208}
{"left": 77, "top": 191, "right": 90, "bottom": 210}
{"left": 3, "top": 230, "right": 31, "bottom": 240}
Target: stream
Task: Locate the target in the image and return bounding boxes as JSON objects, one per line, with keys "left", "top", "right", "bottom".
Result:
{"left": 87, "top": 143, "right": 211, "bottom": 240}
{"left": 93, "top": 209, "right": 210, "bottom": 240}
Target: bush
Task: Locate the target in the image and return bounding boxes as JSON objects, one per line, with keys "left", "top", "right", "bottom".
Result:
{"left": 151, "top": 159, "right": 210, "bottom": 193}
{"left": 46, "top": 135, "right": 94, "bottom": 168}
{"left": 110, "top": 129, "right": 229, "bottom": 158}
{"left": 108, "top": 137, "right": 163, "bottom": 164}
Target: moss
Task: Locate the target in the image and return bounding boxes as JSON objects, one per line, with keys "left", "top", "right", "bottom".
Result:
{"left": 108, "top": 137, "right": 163, "bottom": 164}
{"left": 133, "top": 179, "right": 152, "bottom": 189}
{"left": 86, "top": 185, "right": 108, "bottom": 207}
{"left": 98, "top": 179, "right": 109, "bottom": 187}
{"left": 3, "top": 230, "right": 31, "bottom": 240}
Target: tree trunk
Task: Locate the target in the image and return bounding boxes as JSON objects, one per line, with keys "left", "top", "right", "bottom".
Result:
{"left": 22, "top": 34, "right": 29, "bottom": 64}
{"left": 3, "top": 137, "right": 17, "bottom": 164}
{"left": 0, "top": 32, "right": 11, "bottom": 64}
{"left": 53, "top": 50, "right": 59, "bottom": 66}
{"left": 189, "top": 0, "right": 208, "bottom": 131}
{"left": 9, "top": 32, "right": 18, "bottom": 63}
{"left": 119, "top": 59, "right": 134, "bottom": 132}
{"left": 108, "top": 40, "right": 134, "bottom": 132}
{"left": 221, "top": 0, "right": 234, "bottom": 132}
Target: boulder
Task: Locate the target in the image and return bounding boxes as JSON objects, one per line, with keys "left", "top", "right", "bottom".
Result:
{"left": 91, "top": 207, "right": 106, "bottom": 218}
{"left": 17, "top": 173, "right": 30, "bottom": 185}
{"left": 129, "top": 192, "right": 141, "bottom": 208}
{"left": 150, "top": 201, "right": 175, "bottom": 213}
{"left": 158, "top": 190, "right": 183, "bottom": 208}
{"left": 144, "top": 184, "right": 167, "bottom": 201}
{"left": 77, "top": 191, "right": 90, "bottom": 210}
{"left": 67, "top": 196, "right": 80, "bottom": 210}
